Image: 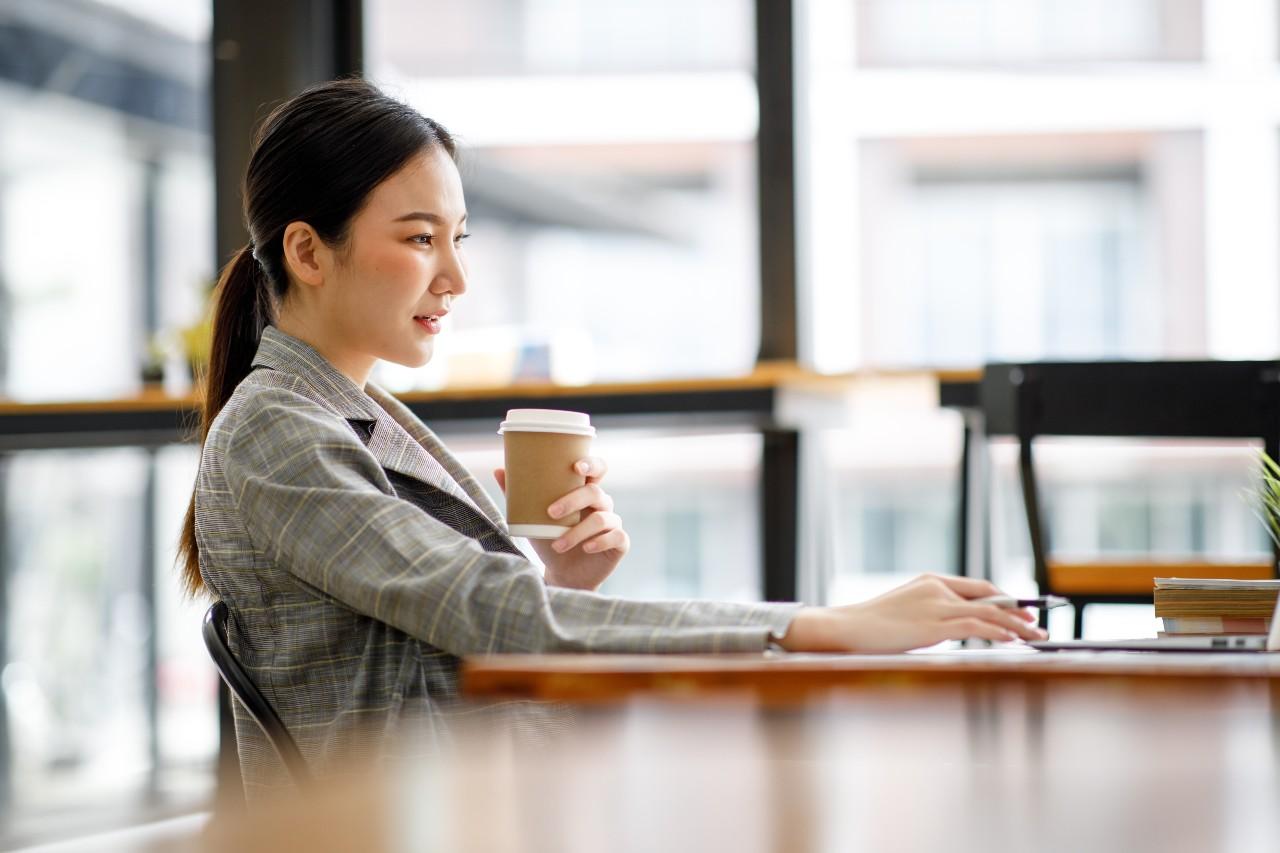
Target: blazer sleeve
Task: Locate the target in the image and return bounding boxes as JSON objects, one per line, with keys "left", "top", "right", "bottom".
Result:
{"left": 221, "top": 385, "right": 801, "bottom": 655}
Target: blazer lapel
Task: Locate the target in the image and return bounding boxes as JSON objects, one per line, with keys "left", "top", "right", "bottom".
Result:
{"left": 249, "top": 326, "right": 516, "bottom": 543}
{"left": 362, "top": 404, "right": 483, "bottom": 512}
{"left": 364, "top": 384, "right": 515, "bottom": 539}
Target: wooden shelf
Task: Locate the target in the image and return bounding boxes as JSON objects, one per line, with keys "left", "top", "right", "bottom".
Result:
{"left": 0, "top": 366, "right": 974, "bottom": 451}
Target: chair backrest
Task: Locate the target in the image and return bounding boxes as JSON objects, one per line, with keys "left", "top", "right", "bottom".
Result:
{"left": 981, "top": 361, "right": 1280, "bottom": 602}
{"left": 982, "top": 361, "right": 1280, "bottom": 444}
{"left": 202, "top": 601, "right": 312, "bottom": 786}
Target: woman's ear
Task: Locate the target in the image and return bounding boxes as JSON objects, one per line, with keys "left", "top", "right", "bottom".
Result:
{"left": 281, "top": 221, "right": 326, "bottom": 288}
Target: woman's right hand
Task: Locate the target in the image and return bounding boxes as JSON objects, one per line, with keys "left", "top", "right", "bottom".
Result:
{"left": 777, "top": 574, "right": 1048, "bottom": 654}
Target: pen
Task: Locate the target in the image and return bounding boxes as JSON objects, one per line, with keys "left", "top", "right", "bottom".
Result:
{"left": 973, "top": 594, "right": 1069, "bottom": 610}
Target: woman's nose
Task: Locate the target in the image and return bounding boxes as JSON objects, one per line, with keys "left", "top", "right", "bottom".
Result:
{"left": 434, "top": 256, "right": 467, "bottom": 295}
{"left": 449, "top": 267, "right": 467, "bottom": 295}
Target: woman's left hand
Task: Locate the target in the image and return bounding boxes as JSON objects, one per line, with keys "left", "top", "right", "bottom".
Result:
{"left": 493, "top": 456, "right": 630, "bottom": 591}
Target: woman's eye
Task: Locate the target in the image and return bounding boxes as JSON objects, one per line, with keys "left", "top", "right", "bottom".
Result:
{"left": 411, "top": 234, "right": 468, "bottom": 246}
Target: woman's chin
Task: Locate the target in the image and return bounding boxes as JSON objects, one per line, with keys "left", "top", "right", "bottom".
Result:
{"left": 387, "top": 342, "right": 434, "bottom": 370}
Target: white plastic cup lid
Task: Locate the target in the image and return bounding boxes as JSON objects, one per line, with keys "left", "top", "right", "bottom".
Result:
{"left": 498, "top": 408, "right": 595, "bottom": 437}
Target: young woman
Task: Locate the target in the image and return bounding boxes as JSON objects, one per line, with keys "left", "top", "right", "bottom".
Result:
{"left": 178, "top": 78, "right": 1044, "bottom": 796}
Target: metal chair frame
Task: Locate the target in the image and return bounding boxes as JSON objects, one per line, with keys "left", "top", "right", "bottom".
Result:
{"left": 202, "top": 600, "right": 311, "bottom": 786}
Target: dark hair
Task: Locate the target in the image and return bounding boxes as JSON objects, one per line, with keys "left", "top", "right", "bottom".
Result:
{"left": 177, "top": 77, "right": 456, "bottom": 597}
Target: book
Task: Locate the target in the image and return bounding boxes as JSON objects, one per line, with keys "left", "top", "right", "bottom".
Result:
{"left": 1154, "top": 578, "right": 1280, "bottom": 590}
{"left": 1154, "top": 577, "right": 1280, "bottom": 623}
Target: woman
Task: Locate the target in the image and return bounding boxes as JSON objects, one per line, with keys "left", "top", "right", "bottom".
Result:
{"left": 178, "top": 78, "right": 1044, "bottom": 796}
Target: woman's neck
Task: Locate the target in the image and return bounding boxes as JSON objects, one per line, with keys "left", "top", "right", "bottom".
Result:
{"left": 274, "top": 309, "right": 376, "bottom": 389}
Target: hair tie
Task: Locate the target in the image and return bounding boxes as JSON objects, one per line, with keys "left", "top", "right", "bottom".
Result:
{"left": 248, "top": 240, "right": 261, "bottom": 264}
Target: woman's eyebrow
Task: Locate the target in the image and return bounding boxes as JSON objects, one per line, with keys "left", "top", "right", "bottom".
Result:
{"left": 393, "top": 211, "right": 468, "bottom": 225}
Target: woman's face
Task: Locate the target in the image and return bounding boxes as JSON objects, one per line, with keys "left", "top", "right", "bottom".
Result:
{"left": 325, "top": 145, "right": 468, "bottom": 372}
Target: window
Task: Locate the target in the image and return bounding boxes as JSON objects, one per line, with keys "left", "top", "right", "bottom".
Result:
{"left": 0, "top": 1, "right": 214, "bottom": 843}
{"left": 2, "top": 447, "right": 216, "bottom": 844}
{"left": 365, "top": 0, "right": 760, "bottom": 388}
{"left": 795, "top": 0, "right": 1277, "bottom": 641}
{"left": 0, "top": 0, "right": 213, "bottom": 401}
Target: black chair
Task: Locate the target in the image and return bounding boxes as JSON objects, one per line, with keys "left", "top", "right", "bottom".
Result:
{"left": 982, "top": 361, "right": 1280, "bottom": 638}
{"left": 202, "top": 600, "right": 312, "bottom": 786}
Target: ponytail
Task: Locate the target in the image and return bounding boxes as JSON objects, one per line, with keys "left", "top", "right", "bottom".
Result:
{"left": 176, "top": 244, "right": 275, "bottom": 598}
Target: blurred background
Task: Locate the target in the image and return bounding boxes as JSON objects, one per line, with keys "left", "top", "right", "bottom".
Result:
{"left": 1, "top": 0, "right": 1278, "bottom": 845}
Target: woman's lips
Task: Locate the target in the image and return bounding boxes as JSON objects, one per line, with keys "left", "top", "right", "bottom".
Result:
{"left": 414, "top": 316, "right": 441, "bottom": 334}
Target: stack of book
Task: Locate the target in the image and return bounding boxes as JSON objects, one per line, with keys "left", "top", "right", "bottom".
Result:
{"left": 1155, "top": 577, "right": 1280, "bottom": 636}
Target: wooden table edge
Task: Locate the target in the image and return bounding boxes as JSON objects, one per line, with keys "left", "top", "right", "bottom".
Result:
{"left": 461, "top": 652, "right": 1280, "bottom": 705}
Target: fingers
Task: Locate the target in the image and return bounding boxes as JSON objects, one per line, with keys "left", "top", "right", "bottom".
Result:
{"left": 938, "top": 617, "right": 1019, "bottom": 644}
{"left": 548, "top": 482, "right": 614, "bottom": 521}
{"left": 946, "top": 602, "right": 1047, "bottom": 641}
{"left": 581, "top": 527, "right": 629, "bottom": 555}
{"left": 574, "top": 456, "right": 608, "bottom": 482}
{"left": 493, "top": 468, "right": 506, "bottom": 494}
{"left": 551, "top": 511, "right": 623, "bottom": 553}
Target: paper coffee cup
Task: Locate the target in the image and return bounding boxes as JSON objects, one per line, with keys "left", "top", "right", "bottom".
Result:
{"left": 498, "top": 409, "right": 596, "bottom": 539}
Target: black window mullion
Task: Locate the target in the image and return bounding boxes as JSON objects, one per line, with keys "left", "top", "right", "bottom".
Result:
{"left": 755, "top": 0, "right": 798, "bottom": 364}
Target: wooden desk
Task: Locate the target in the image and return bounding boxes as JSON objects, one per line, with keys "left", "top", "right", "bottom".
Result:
{"left": 211, "top": 651, "right": 1280, "bottom": 852}
{"left": 461, "top": 649, "right": 1280, "bottom": 704}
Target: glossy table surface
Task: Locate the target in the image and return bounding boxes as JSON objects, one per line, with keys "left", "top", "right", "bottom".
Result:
{"left": 206, "top": 651, "right": 1280, "bottom": 852}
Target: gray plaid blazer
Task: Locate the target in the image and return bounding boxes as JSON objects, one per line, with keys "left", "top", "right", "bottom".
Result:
{"left": 194, "top": 326, "right": 799, "bottom": 797}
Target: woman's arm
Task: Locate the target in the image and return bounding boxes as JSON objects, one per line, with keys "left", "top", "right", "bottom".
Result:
{"left": 777, "top": 575, "right": 1045, "bottom": 653}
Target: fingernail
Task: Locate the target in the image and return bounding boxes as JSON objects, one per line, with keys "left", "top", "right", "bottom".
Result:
{"left": 552, "top": 539, "right": 568, "bottom": 552}
{"left": 583, "top": 542, "right": 597, "bottom": 553}
{"left": 548, "top": 504, "right": 563, "bottom": 519}
{"left": 576, "top": 461, "right": 589, "bottom": 475}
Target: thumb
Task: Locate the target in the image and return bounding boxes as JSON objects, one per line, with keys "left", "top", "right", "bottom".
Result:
{"left": 493, "top": 468, "right": 506, "bottom": 493}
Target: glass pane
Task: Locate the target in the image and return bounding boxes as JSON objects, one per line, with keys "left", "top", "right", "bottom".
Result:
{"left": 798, "top": 1, "right": 1280, "bottom": 635}
{"left": 365, "top": 0, "right": 759, "bottom": 388}
{"left": 2, "top": 445, "right": 216, "bottom": 848}
{"left": 796, "top": 0, "right": 1242, "bottom": 374}
{"left": 855, "top": 0, "right": 1202, "bottom": 65}
{"left": 804, "top": 127, "right": 1206, "bottom": 371}
{"left": 986, "top": 438, "right": 1270, "bottom": 639}
{"left": 0, "top": 0, "right": 214, "bottom": 402}
{"left": 370, "top": 0, "right": 752, "bottom": 74}
{"left": 3, "top": 451, "right": 147, "bottom": 840}
{"left": 441, "top": 428, "right": 763, "bottom": 601}
{"left": 154, "top": 446, "right": 218, "bottom": 789}
{"left": 864, "top": 170, "right": 1161, "bottom": 367}
{"left": 988, "top": 439, "right": 1271, "bottom": 588}
{"left": 822, "top": 407, "right": 962, "bottom": 604}
{"left": 0, "top": 0, "right": 214, "bottom": 844}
